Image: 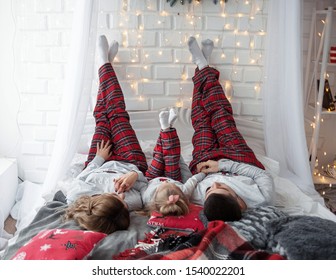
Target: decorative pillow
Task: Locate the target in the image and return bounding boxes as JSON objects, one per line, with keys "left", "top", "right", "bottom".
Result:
{"left": 147, "top": 203, "right": 205, "bottom": 232}
{"left": 11, "top": 229, "right": 107, "bottom": 260}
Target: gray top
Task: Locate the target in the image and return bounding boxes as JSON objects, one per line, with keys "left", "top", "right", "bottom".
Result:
{"left": 142, "top": 173, "right": 206, "bottom": 206}
{"left": 190, "top": 159, "right": 275, "bottom": 208}
{"left": 66, "top": 155, "right": 148, "bottom": 211}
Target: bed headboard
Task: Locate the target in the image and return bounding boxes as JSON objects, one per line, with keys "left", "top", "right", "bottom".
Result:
{"left": 78, "top": 107, "right": 265, "bottom": 156}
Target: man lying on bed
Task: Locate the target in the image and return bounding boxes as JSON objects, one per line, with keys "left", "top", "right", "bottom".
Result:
{"left": 186, "top": 36, "right": 275, "bottom": 222}
{"left": 139, "top": 37, "right": 275, "bottom": 223}
{"left": 61, "top": 35, "right": 149, "bottom": 234}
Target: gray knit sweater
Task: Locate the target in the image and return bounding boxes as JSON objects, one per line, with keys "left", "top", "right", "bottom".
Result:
{"left": 190, "top": 159, "right": 275, "bottom": 208}
{"left": 66, "top": 155, "right": 148, "bottom": 211}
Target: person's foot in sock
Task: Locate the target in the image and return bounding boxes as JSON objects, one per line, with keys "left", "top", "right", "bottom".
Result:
{"left": 201, "top": 39, "right": 214, "bottom": 64}
{"left": 159, "top": 111, "right": 170, "bottom": 131}
{"left": 98, "top": 35, "right": 109, "bottom": 67}
{"left": 188, "top": 36, "right": 208, "bottom": 70}
{"left": 108, "top": 40, "right": 119, "bottom": 63}
{"left": 168, "top": 108, "right": 178, "bottom": 128}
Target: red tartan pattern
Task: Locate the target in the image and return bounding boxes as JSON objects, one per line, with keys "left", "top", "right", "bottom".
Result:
{"left": 113, "top": 221, "right": 285, "bottom": 260}
{"left": 85, "top": 63, "right": 147, "bottom": 174}
{"left": 189, "top": 67, "right": 264, "bottom": 173}
{"left": 146, "top": 128, "right": 182, "bottom": 182}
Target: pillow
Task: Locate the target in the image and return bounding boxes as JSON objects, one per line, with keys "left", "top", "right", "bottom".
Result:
{"left": 147, "top": 203, "right": 205, "bottom": 232}
{"left": 11, "top": 229, "right": 107, "bottom": 260}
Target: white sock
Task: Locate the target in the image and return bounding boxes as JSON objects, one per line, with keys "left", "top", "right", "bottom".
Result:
{"left": 168, "top": 108, "right": 177, "bottom": 128}
{"left": 98, "top": 35, "right": 109, "bottom": 67}
{"left": 108, "top": 40, "right": 119, "bottom": 63}
{"left": 159, "top": 111, "right": 170, "bottom": 130}
{"left": 188, "top": 36, "right": 208, "bottom": 70}
{"left": 201, "top": 39, "right": 214, "bottom": 64}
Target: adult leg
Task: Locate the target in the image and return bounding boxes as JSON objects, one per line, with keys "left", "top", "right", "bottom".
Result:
{"left": 85, "top": 36, "right": 114, "bottom": 166}
{"left": 188, "top": 38, "right": 264, "bottom": 173}
{"left": 86, "top": 36, "right": 147, "bottom": 173}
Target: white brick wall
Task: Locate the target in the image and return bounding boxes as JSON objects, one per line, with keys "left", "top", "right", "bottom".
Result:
{"left": 11, "top": 0, "right": 269, "bottom": 183}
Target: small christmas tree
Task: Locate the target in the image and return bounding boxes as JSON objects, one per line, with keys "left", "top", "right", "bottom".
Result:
{"left": 317, "top": 79, "right": 335, "bottom": 111}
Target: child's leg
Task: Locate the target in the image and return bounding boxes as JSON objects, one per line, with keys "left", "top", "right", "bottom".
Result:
{"left": 145, "top": 132, "right": 165, "bottom": 180}
{"left": 145, "top": 129, "right": 182, "bottom": 182}
{"left": 146, "top": 110, "right": 182, "bottom": 182}
{"left": 98, "top": 63, "right": 148, "bottom": 174}
{"left": 161, "top": 128, "right": 182, "bottom": 182}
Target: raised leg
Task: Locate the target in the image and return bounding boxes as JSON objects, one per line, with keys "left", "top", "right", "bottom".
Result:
{"left": 188, "top": 37, "right": 264, "bottom": 173}
{"left": 146, "top": 110, "right": 182, "bottom": 182}
{"left": 85, "top": 36, "right": 147, "bottom": 174}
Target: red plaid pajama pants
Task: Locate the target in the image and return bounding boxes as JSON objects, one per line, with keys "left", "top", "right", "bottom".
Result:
{"left": 189, "top": 67, "right": 264, "bottom": 174}
{"left": 85, "top": 63, "right": 148, "bottom": 174}
{"left": 145, "top": 128, "right": 182, "bottom": 182}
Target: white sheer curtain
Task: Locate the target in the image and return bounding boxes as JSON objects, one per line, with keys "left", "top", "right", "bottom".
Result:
{"left": 263, "top": 0, "right": 323, "bottom": 202}
{"left": 42, "top": 0, "right": 98, "bottom": 198}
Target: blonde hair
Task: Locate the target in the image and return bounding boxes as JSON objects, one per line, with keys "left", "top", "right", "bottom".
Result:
{"left": 63, "top": 193, "right": 130, "bottom": 234}
{"left": 151, "top": 183, "right": 189, "bottom": 216}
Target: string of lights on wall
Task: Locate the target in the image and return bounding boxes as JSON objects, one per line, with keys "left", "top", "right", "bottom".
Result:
{"left": 310, "top": 16, "right": 336, "bottom": 183}
{"left": 109, "top": 0, "right": 267, "bottom": 109}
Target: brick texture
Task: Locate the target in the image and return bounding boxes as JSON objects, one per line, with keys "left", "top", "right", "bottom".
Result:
{"left": 12, "top": 0, "right": 269, "bottom": 183}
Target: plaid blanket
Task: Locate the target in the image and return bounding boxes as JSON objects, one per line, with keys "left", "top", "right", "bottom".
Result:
{"left": 114, "top": 220, "right": 285, "bottom": 260}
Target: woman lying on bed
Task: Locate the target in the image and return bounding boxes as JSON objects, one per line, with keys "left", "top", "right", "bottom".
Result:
{"left": 61, "top": 35, "right": 149, "bottom": 234}
{"left": 142, "top": 37, "right": 275, "bottom": 222}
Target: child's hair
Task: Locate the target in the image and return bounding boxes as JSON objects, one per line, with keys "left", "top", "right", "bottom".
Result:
{"left": 63, "top": 193, "right": 130, "bottom": 234}
{"left": 203, "top": 193, "right": 242, "bottom": 222}
{"left": 151, "top": 183, "right": 189, "bottom": 216}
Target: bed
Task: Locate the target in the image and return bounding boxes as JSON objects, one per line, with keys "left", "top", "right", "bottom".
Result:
{"left": 1, "top": 107, "right": 336, "bottom": 260}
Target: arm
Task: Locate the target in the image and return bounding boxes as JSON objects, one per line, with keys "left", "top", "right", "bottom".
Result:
{"left": 76, "top": 140, "right": 111, "bottom": 181}
{"left": 218, "top": 159, "right": 274, "bottom": 204}
{"left": 181, "top": 173, "right": 206, "bottom": 199}
{"left": 197, "top": 159, "right": 274, "bottom": 204}
{"left": 114, "top": 168, "right": 148, "bottom": 193}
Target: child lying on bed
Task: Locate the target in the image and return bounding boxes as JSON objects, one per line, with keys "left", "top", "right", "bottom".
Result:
{"left": 142, "top": 37, "right": 275, "bottom": 222}
{"left": 141, "top": 108, "right": 205, "bottom": 216}
{"left": 62, "top": 35, "right": 149, "bottom": 234}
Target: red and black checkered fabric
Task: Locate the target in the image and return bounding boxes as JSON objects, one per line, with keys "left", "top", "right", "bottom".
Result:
{"left": 189, "top": 67, "right": 264, "bottom": 173}
{"left": 85, "top": 63, "right": 147, "bottom": 174}
{"left": 146, "top": 128, "right": 182, "bottom": 182}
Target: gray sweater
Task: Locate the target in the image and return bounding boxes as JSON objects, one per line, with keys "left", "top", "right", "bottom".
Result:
{"left": 66, "top": 155, "right": 148, "bottom": 211}
{"left": 191, "top": 159, "right": 275, "bottom": 208}
{"left": 142, "top": 173, "right": 206, "bottom": 206}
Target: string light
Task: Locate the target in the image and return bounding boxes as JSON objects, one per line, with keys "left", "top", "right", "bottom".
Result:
{"left": 109, "top": 0, "right": 267, "bottom": 108}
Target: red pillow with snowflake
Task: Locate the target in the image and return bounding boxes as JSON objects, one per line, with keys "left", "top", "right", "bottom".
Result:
{"left": 147, "top": 203, "right": 205, "bottom": 232}
{"left": 11, "top": 229, "right": 107, "bottom": 260}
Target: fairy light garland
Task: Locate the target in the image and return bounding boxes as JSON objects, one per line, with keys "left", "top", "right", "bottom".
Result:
{"left": 104, "top": 0, "right": 267, "bottom": 108}
{"left": 309, "top": 17, "right": 336, "bottom": 181}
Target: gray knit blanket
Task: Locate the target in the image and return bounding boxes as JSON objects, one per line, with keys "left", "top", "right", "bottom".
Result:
{"left": 229, "top": 206, "right": 336, "bottom": 260}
